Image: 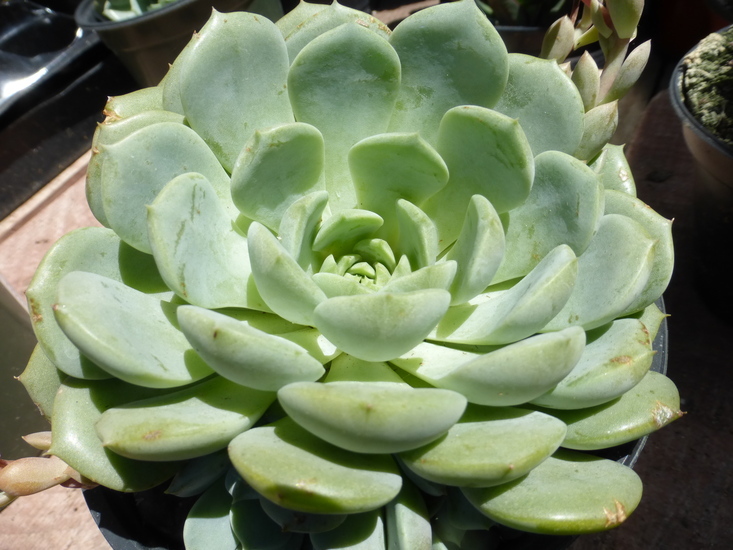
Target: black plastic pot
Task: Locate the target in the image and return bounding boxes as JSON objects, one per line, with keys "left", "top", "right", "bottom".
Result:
{"left": 83, "top": 301, "right": 668, "bottom": 550}
{"left": 74, "top": 0, "right": 256, "bottom": 86}
{"left": 669, "top": 27, "right": 733, "bottom": 318}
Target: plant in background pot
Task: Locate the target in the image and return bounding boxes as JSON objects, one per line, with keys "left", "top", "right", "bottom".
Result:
{"left": 670, "top": 24, "right": 733, "bottom": 317}
{"left": 74, "top": 0, "right": 284, "bottom": 86}
{"left": 1, "top": 0, "right": 683, "bottom": 548}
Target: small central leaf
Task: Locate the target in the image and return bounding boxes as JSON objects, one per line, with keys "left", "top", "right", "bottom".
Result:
{"left": 313, "top": 289, "right": 451, "bottom": 362}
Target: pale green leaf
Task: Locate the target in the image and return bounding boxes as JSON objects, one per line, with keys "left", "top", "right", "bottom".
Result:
{"left": 463, "top": 450, "right": 643, "bottom": 534}
{"left": 147, "top": 173, "right": 264, "bottom": 310}
{"left": 574, "top": 101, "right": 619, "bottom": 161}
{"left": 49, "top": 378, "right": 178, "bottom": 491}
{"left": 422, "top": 105, "right": 534, "bottom": 247}
{"left": 228, "top": 418, "right": 402, "bottom": 514}
{"left": 26, "top": 227, "right": 168, "bottom": 379}
{"left": 178, "top": 10, "right": 294, "bottom": 172}
{"left": 183, "top": 477, "right": 238, "bottom": 550}
{"left": 493, "top": 150, "right": 604, "bottom": 283}
{"left": 18, "top": 345, "right": 64, "bottom": 421}
{"left": 385, "top": 481, "right": 432, "bottom": 550}
{"left": 96, "top": 375, "right": 275, "bottom": 461}
{"left": 388, "top": 0, "right": 508, "bottom": 144}
{"left": 400, "top": 406, "right": 566, "bottom": 488}
{"left": 432, "top": 245, "right": 577, "bottom": 345}
{"left": 54, "top": 271, "right": 212, "bottom": 388}
{"left": 177, "top": 306, "right": 325, "bottom": 391}
{"left": 100, "top": 122, "right": 234, "bottom": 253}
{"left": 312, "top": 510, "right": 385, "bottom": 550}
{"left": 288, "top": 23, "right": 401, "bottom": 211}
{"left": 543, "top": 214, "right": 655, "bottom": 331}
{"left": 277, "top": 381, "right": 466, "bottom": 453}
{"left": 393, "top": 327, "right": 585, "bottom": 406}
{"left": 493, "top": 54, "right": 585, "bottom": 156}
{"left": 604, "top": 190, "right": 674, "bottom": 315}
{"left": 248, "top": 222, "right": 327, "bottom": 326}
{"left": 231, "top": 123, "right": 325, "bottom": 231}
{"left": 313, "top": 289, "right": 451, "bottom": 362}
{"left": 590, "top": 144, "right": 637, "bottom": 195}
{"left": 548, "top": 371, "right": 683, "bottom": 450}
{"left": 350, "top": 132, "right": 448, "bottom": 241}
{"left": 444, "top": 195, "right": 505, "bottom": 305}
{"left": 532, "top": 318, "right": 654, "bottom": 410}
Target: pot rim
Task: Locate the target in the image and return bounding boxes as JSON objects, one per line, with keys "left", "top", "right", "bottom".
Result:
{"left": 74, "top": 0, "right": 253, "bottom": 31}
{"left": 669, "top": 23, "right": 733, "bottom": 159}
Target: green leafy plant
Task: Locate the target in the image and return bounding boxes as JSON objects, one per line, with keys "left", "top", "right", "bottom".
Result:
{"left": 94, "top": 0, "right": 181, "bottom": 22}
{"left": 475, "top": 0, "right": 573, "bottom": 27}
{"left": 1, "top": 0, "right": 682, "bottom": 546}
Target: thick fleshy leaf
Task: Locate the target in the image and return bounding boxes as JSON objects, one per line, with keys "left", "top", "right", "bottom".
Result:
{"left": 444, "top": 195, "right": 505, "bottom": 304}
{"left": 147, "top": 173, "right": 264, "bottom": 310}
{"left": 543, "top": 214, "right": 655, "bottom": 331}
{"left": 230, "top": 498, "right": 302, "bottom": 549}
{"left": 393, "top": 327, "right": 585, "bottom": 406}
{"left": 100, "top": 121, "right": 234, "bottom": 253}
{"left": 49, "top": 378, "right": 178, "bottom": 491}
{"left": 313, "top": 209, "right": 384, "bottom": 256}
{"left": 574, "top": 101, "right": 619, "bottom": 161}
{"left": 553, "top": 371, "right": 683, "bottom": 450}
{"left": 87, "top": 109, "right": 185, "bottom": 226}
{"left": 395, "top": 200, "right": 439, "bottom": 270}
{"left": 313, "top": 289, "right": 451, "bottom": 362}
{"left": 350, "top": 133, "right": 448, "bottom": 240}
{"left": 493, "top": 150, "right": 604, "bottom": 283}
{"left": 280, "top": 0, "right": 391, "bottom": 62}
{"left": 324, "top": 354, "right": 407, "bottom": 385}
{"left": 26, "top": 227, "right": 168, "bottom": 379}
{"left": 311, "top": 510, "right": 385, "bottom": 550}
{"left": 463, "top": 450, "right": 643, "bottom": 534}
{"left": 590, "top": 144, "right": 637, "bottom": 196}
{"left": 260, "top": 498, "right": 347, "bottom": 534}
{"left": 493, "top": 54, "right": 585, "bottom": 156}
{"left": 248, "top": 222, "right": 327, "bottom": 326}
{"left": 18, "top": 345, "right": 64, "bottom": 421}
{"left": 606, "top": 0, "right": 643, "bottom": 39}
{"left": 386, "top": 482, "right": 432, "bottom": 550}
{"left": 177, "top": 306, "right": 325, "bottom": 391}
{"left": 381, "top": 261, "right": 457, "bottom": 294}
{"left": 278, "top": 191, "right": 329, "bottom": 271}
{"left": 423, "top": 106, "right": 534, "bottom": 247}
{"left": 103, "top": 86, "right": 163, "bottom": 119}
{"left": 571, "top": 51, "right": 601, "bottom": 111}
{"left": 178, "top": 10, "right": 293, "bottom": 172}
{"left": 387, "top": 0, "right": 508, "bottom": 144}
{"left": 54, "top": 271, "right": 212, "bottom": 388}
{"left": 532, "top": 318, "right": 654, "bottom": 410}
{"left": 231, "top": 123, "right": 325, "bottom": 231}
{"left": 604, "top": 190, "right": 674, "bottom": 315}
{"left": 228, "top": 418, "right": 402, "bottom": 514}
{"left": 602, "top": 40, "right": 651, "bottom": 104}
{"left": 96, "top": 375, "right": 275, "bottom": 461}
{"left": 183, "top": 477, "right": 238, "bottom": 550}
{"left": 400, "top": 406, "right": 566, "bottom": 488}
{"left": 166, "top": 449, "right": 231, "bottom": 497}
{"left": 288, "top": 23, "right": 400, "bottom": 211}
{"left": 431, "top": 245, "right": 578, "bottom": 345}
{"left": 278, "top": 381, "right": 467, "bottom": 453}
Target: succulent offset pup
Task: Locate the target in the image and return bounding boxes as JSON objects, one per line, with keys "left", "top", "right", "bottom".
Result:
{"left": 1, "top": 0, "right": 683, "bottom": 547}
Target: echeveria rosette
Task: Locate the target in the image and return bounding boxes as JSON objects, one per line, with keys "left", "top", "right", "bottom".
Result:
{"left": 18, "top": 0, "right": 682, "bottom": 546}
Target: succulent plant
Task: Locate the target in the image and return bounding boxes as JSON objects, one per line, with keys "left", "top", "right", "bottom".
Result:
{"left": 94, "top": 0, "right": 181, "bottom": 22}
{"left": 474, "top": 0, "right": 574, "bottom": 27}
{"left": 0, "top": 0, "right": 683, "bottom": 547}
